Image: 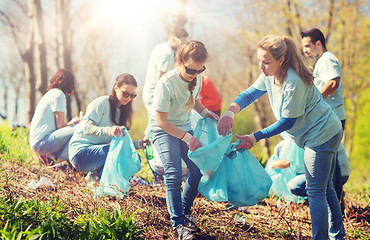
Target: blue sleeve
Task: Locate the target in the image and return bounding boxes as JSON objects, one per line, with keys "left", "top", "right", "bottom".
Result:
{"left": 254, "top": 117, "right": 297, "bottom": 142}
{"left": 233, "top": 87, "right": 266, "bottom": 110}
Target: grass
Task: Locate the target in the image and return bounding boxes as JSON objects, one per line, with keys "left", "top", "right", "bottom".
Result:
{"left": 0, "top": 121, "right": 369, "bottom": 239}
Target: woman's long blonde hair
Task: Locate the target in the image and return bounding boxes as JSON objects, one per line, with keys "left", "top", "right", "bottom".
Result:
{"left": 177, "top": 40, "right": 208, "bottom": 112}
{"left": 258, "top": 35, "right": 313, "bottom": 86}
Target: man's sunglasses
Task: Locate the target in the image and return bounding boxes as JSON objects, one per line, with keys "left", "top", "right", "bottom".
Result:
{"left": 121, "top": 91, "right": 137, "bottom": 99}
{"left": 184, "top": 65, "right": 206, "bottom": 75}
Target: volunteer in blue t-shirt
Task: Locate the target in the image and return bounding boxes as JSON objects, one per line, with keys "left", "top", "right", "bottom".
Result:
{"left": 29, "top": 69, "right": 81, "bottom": 162}
{"left": 217, "top": 35, "right": 345, "bottom": 240}
{"left": 69, "top": 74, "right": 144, "bottom": 178}
{"left": 302, "top": 28, "right": 347, "bottom": 206}
{"left": 150, "top": 40, "right": 219, "bottom": 239}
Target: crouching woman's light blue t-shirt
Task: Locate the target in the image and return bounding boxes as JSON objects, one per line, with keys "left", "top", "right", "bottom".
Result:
{"left": 29, "top": 88, "right": 67, "bottom": 149}
{"left": 69, "top": 96, "right": 116, "bottom": 160}
{"left": 250, "top": 68, "right": 341, "bottom": 149}
{"left": 148, "top": 68, "right": 202, "bottom": 132}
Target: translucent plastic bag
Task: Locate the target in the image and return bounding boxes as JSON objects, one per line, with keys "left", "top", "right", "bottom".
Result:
{"left": 189, "top": 118, "right": 232, "bottom": 181}
{"left": 278, "top": 137, "right": 305, "bottom": 174}
{"left": 95, "top": 127, "right": 141, "bottom": 198}
{"left": 189, "top": 118, "right": 272, "bottom": 206}
{"left": 265, "top": 138, "right": 306, "bottom": 203}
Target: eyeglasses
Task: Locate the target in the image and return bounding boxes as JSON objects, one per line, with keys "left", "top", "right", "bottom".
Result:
{"left": 225, "top": 148, "right": 245, "bottom": 159}
{"left": 184, "top": 65, "right": 206, "bottom": 75}
{"left": 121, "top": 91, "right": 137, "bottom": 99}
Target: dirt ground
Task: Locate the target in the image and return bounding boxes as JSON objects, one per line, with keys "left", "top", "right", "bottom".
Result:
{"left": 1, "top": 161, "right": 369, "bottom": 239}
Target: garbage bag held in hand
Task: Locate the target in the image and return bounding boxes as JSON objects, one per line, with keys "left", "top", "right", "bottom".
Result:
{"left": 189, "top": 117, "right": 232, "bottom": 181}
{"left": 223, "top": 141, "right": 272, "bottom": 206}
{"left": 95, "top": 127, "right": 141, "bottom": 198}
{"left": 189, "top": 118, "right": 272, "bottom": 206}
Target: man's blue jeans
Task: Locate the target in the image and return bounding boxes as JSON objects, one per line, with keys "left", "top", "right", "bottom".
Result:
{"left": 152, "top": 129, "right": 202, "bottom": 228}
{"left": 304, "top": 130, "right": 345, "bottom": 240}
{"left": 33, "top": 125, "right": 76, "bottom": 160}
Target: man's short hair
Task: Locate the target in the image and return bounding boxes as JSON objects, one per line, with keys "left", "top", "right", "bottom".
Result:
{"left": 301, "top": 28, "right": 326, "bottom": 50}
{"left": 168, "top": 26, "right": 188, "bottom": 39}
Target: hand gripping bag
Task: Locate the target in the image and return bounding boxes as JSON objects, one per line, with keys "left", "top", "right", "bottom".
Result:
{"left": 189, "top": 118, "right": 272, "bottom": 206}
{"left": 95, "top": 127, "right": 141, "bottom": 198}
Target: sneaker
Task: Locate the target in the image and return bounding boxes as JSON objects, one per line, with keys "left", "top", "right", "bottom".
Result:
{"left": 184, "top": 214, "right": 199, "bottom": 232}
{"left": 174, "top": 224, "right": 195, "bottom": 240}
{"left": 85, "top": 172, "right": 99, "bottom": 182}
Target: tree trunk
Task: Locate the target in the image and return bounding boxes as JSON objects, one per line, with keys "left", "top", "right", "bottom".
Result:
{"left": 34, "top": 0, "right": 48, "bottom": 96}
{"left": 24, "top": 0, "right": 36, "bottom": 124}
{"left": 58, "top": 0, "right": 79, "bottom": 120}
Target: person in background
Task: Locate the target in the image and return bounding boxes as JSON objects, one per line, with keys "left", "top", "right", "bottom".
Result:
{"left": 217, "top": 35, "right": 345, "bottom": 239}
{"left": 287, "top": 142, "right": 351, "bottom": 199}
{"left": 142, "top": 26, "right": 189, "bottom": 114}
{"left": 302, "top": 28, "right": 347, "bottom": 205}
{"left": 150, "top": 40, "right": 219, "bottom": 239}
{"left": 69, "top": 74, "right": 144, "bottom": 180}
{"left": 29, "top": 69, "right": 81, "bottom": 162}
{"left": 199, "top": 75, "right": 222, "bottom": 117}
{"left": 142, "top": 27, "right": 189, "bottom": 184}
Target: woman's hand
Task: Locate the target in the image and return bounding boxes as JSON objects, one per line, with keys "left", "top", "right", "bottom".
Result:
{"left": 200, "top": 108, "right": 220, "bottom": 120}
{"left": 139, "top": 138, "right": 148, "bottom": 149}
{"left": 205, "top": 111, "right": 220, "bottom": 120}
{"left": 217, "top": 109, "right": 236, "bottom": 136}
{"left": 181, "top": 132, "right": 203, "bottom": 151}
{"left": 109, "top": 126, "right": 125, "bottom": 137}
{"left": 68, "top": 111, "right": 84, "bottom": 125}
{"left": 235, "top": 133, "right": 256, "bottom": 150}
{"left": 188, "top": 136, "right": 203, "bottom": 151}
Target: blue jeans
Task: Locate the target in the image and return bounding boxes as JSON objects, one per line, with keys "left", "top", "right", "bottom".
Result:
{"left": 288, "top": 173, "right": 349, "bottom": 197}
{"left": 33, "top": 125, "right": 76, "bottom": 160}
{"left": 152, "top": 129, "right": 202, "bottom": 228}
{"left": 70, "top": 144, "right": 110, "bottom": 178}
{"left": 304, "top": 130, "right": 345, "bottom": 240}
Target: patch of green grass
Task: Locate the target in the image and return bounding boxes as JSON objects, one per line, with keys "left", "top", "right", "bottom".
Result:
{"left": 0, "top": 195, "right": 144, "bottom": 240}
{"left": 0, "top": 121, "right": 38, "bottom": 166}
{"left": 347, "top": 228, "right": 369, "bottom": 240}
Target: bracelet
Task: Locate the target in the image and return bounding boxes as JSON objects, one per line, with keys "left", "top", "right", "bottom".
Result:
{"left": 249, "top": 133, "right": 256, "bottom": 143}
{"left": 200, "top": 108, "right": 210, "bottom": 117}
{"left": 223, "top": 109, "right": 235, "bottom": 118}
{"left": 181, "top": 132, "right": 193, "bottom": 144}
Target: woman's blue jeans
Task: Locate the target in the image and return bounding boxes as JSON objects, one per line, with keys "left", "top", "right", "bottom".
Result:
{"left": 33, "top": 125, "right": 76, "bottom": 160}
{"left": 152, "top": 129, "right": 202, "bottom": 228}
{"left": 70, "top": 144, "right": 110, "bottom": 178}
{"left": 304, "top": 130, "right": 345, "bottom": 240}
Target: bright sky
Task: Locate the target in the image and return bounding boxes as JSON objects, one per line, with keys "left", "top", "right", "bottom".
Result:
{"left": 0, "top": 0, "right": 238, "bottom": 125}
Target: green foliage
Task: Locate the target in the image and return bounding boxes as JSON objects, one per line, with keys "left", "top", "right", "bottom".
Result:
{"left": 347, "top": 228, "right": 369, "bottom": 240}
{"left": 349, "top": 89, "right": 370, "bottom": 187}
{"left": 0, "top": 196, "right": 144, "bottom": 240}
{"left": 0, "top": 121, "right": 38, "bottom": 166}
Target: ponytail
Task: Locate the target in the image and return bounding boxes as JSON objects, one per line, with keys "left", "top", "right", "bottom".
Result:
{"left": 184, "top": 77, "right": 197, "bottom": 112}
{"left": 282, "top": 37, "right": 314, "bottom": 85}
